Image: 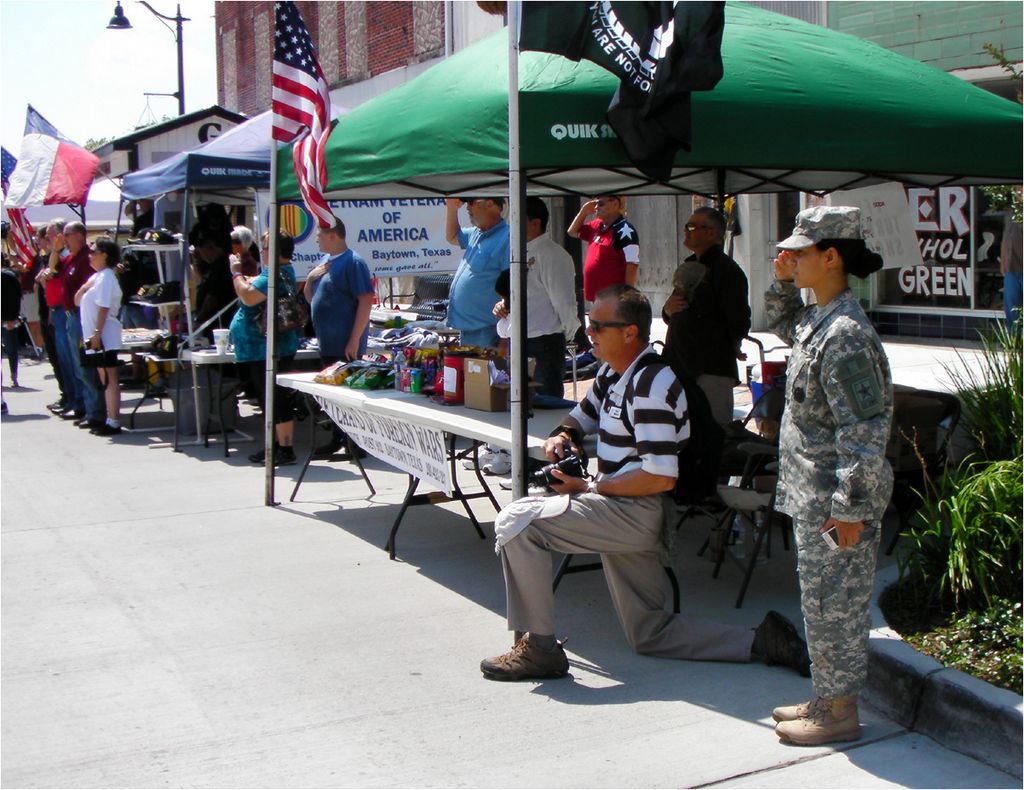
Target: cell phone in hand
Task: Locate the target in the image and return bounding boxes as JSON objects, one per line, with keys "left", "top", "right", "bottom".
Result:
{"left": 821, "top": 525, "right": 839, "bottom": 550}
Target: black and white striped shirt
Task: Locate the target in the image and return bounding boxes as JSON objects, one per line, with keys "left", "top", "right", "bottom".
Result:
{"left": 569, "top": 346, "right": 690, "bottom": 480}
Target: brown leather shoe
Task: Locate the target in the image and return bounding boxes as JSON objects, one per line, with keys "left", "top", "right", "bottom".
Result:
{"left": 775, "top": 696, "right": 860, "bottom": 745}
{"left": 480, "top": 635, "right": 569, "bottom": 681}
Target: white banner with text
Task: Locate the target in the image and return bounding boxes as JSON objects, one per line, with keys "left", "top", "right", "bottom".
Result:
{"left": 314, "top": 396, "right": 452, "bottom": 493}
{"left": 256, "top": 193, "right": 460, "bottom": 279}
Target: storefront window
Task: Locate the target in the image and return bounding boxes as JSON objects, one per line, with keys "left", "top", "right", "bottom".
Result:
{"left": 973, "top": 197, "right": 1006, "bottom": 313}
{"left": 877, "top": 186, "right": 1006, "bottom": 312}
{"left": 880, "top": 186, "right": 971, "bottom": 309}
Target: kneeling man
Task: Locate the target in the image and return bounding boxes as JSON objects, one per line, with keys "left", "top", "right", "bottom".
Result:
{"left": 482, "top": 285, "right": 810, "bottom": 681}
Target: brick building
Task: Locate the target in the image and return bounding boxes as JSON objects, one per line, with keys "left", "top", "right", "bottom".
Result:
{"left": 215, "top": 1, "right": 497, "bottom": 116}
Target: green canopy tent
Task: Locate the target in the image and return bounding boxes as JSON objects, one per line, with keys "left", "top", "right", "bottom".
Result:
{"left": 272, "top": 1, "right": 1021, "bottom": 502}
{"left": 278, "top": 1, "right": 1022, "bottom": 201}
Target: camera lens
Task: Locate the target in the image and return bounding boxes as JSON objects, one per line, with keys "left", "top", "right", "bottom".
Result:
{"left": 530, "top": 453, "right": 585, "bottom": 489}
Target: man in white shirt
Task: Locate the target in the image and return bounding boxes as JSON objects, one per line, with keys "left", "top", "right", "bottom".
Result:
{"left": 493, "top": 197, "right": 579, "bottom": 397}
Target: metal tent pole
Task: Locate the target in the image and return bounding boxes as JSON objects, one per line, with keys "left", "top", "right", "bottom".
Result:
{"left": 264, "top": 147, "right": 281, "bottom": 505}
{"left": 181, "top": 188, "right": 203, "bottom": 441}
{"left": 508, "top": 3, "right": 528, "bottom": 500}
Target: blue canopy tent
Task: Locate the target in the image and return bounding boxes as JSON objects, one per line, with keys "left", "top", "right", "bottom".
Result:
{"left": 120, "top": 111, "right": 272, "bottom": 203}
{"left": 118, "top": 111, "right": 276, "bottom": 448}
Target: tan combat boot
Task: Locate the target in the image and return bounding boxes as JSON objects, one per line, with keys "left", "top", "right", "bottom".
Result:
{"left": 775, "top": 695, "right": 860, "bottom": 745}
{"left": 772, "top": 699, "right": 814, "bottom": 723}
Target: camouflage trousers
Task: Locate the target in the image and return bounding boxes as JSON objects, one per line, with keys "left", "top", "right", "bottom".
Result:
{"left": 792, "top": 518, "right": 881, "bottom": 698}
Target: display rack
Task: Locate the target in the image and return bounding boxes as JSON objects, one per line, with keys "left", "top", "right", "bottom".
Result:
{"left": 123, "top": 243, "right": 194, "bottom": 336}
{"left": 122, "top": 242, "right": 202, "bottom": 441}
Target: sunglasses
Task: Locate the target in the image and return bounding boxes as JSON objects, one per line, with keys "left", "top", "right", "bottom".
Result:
{"left": 684, "top": 222, "right": 712, "bottom": 232}
{"left": 588, "top": 319, "right": 631, "bottom": 333}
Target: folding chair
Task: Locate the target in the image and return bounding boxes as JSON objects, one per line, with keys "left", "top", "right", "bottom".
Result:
{"left": 405, "top": 273, "right": 453, "bottom": 322}
{"left": 884, "top": 386, "right": 961, "bottom": 555}
{"left": 689, "top": 386, "right": 789, "bottom": 608}
{"left": 709, "top": 449, "right": 787, "bottom": 608}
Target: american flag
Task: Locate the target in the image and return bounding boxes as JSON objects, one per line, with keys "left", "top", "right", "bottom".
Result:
{"left": 1, "top": 146, "right": 16, "bottom": 195}
{"left": 1, "top": 146, "right": 36, "bottom": 269}
{"left": 271, "top": 1, "right": 335, "bottom": 229}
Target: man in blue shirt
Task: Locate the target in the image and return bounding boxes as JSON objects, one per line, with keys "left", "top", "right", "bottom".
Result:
{"left": 303, "top": 218, "right": 375, "bottom": 457}
{"left": 445, "top": 197, "right": 510, "bottom": 348}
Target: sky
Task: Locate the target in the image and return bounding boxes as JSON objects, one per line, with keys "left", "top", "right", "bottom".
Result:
{"left": 0, "top": 0, "right": 219, "bottom": 201}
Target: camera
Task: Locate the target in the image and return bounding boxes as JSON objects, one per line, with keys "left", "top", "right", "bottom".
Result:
{"left": 530, "top": 453, "right": 585, "bottom": 489}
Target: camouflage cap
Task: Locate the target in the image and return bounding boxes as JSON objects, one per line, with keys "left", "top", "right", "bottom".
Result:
{"left": 778, "top": 205, "right": 862, "bottom": 250}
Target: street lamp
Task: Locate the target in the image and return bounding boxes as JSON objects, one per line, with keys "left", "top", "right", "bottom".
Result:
{"left": 107, "top": 2, "right": 190, "bottom": 117}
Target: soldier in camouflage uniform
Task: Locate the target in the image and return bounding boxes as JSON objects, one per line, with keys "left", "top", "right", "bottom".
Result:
{"left": 764, "top": 206, "right": 894, "bottom": 746}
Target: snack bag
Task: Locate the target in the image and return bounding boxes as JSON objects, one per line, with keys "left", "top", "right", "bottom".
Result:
{"left": 361, "top": 369, "right": 384, "bottom": 389}
{"left": 313, "top": 361, "right": 349, "bottom": 385}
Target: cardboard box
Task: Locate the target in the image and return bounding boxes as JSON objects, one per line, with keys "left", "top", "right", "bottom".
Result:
{"left": 463, "top": 357, "right": 537, "bottom": 412}
{"left": 464, "top": 357, "right": 507, "bottom": 411}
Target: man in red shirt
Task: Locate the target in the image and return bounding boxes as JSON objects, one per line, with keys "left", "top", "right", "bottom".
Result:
{"left": 567, "top": 195, "right": 640, "bottom": 303}
{"left": 36, "top": 220, "right": 81, "bottom": 416}
{"left": 33, "top": 226, "right": 70, "bottom": 412}
{"left": 42, "top": 222, "right": 105, "bottom": 426}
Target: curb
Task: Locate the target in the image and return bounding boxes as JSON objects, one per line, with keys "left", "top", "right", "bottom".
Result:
{"left": 865, "top": 564, "right": 1023, "bottom": 779}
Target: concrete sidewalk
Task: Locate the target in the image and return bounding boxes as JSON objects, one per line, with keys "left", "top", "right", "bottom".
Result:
{"left": 1, "top": 346, "right": 1018, "bottom": 789}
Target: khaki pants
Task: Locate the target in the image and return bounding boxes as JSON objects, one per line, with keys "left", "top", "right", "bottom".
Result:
{"left": 501, "top": 492, "right": 754, "bottom": 662}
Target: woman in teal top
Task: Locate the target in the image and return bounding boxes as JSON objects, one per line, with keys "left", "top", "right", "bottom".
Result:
{"left": 230, "top": 230, "right": 302, "bottom": 465}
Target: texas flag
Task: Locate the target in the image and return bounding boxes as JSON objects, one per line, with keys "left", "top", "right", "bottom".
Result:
{"left": 4, "top": 105, "right": 100, "bottom": 208}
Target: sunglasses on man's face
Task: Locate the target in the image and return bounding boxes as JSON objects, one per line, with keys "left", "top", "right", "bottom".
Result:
{"left": 588, "top": 319, "right": 631, "bottom": 333}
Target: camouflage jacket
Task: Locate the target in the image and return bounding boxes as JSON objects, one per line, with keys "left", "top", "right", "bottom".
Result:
{"left": 765, "top": 282, "right": 894, "bottom": 524}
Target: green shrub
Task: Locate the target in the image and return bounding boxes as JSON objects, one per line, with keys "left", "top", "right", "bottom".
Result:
{"left": 947, "top": 317, "right": 1022, "bottom": 464}
{"left": 897, "top": 316, "right": 1024, "bottom": 613}
{"left": 898, "top": 456, "right": 1023, "bottom": 612}
{"left": 909, "top": 599, "right": 1022, "bottom": 695}
{"left": 887, "top": 314, "right": 1022, "bottom": 691}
